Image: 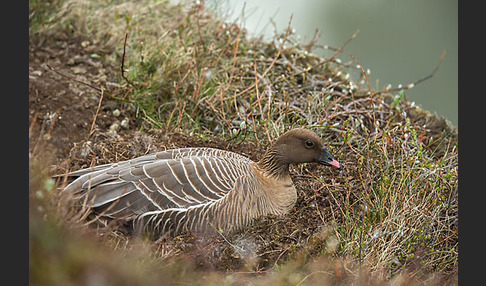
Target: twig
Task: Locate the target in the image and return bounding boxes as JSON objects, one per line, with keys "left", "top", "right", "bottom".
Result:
{"left": 380, "top": 49, "right": 447, "bottom": 94}
{"left": 47, "top": 64, "right": 102, "bottom": 92}
{"left": 349, "top": 54, "right": 372, "bottom": 95}
{"left": 194, "top": 2, "right": 207, "bottom": 51}
{"left": 209, "top": 222, "right": 245, "bottom": 257}
{"left": 271, "top": 29, "right": 360, "bottom": 86}
{"left": 29, "top": 110, "right": 39, "bottom": 139}
{"left": 358, "top": 199, "right": 365, "bottom": 268}
{"left": 231, "top": 14, "right": 294, "bottom": 100}
{"left": 252, "top": 46, "right": 272, "bottom": 142}
{"left": 46, "top": 64, "right": 130, "bottom": 102}
{"left": 331, "top": 30, "right": 360, "bottom": 61}
{"left": 350, "top": 53, "right": 376, "bottom": 130}
{"left": 408, "top": 163, "right": 457, "bottom": 187}
{"left": 120, "top": 32, "right": 135, "bottom": 87}
{"left": 272, "top": 248, "right": 289, "bottom": 269}
{"left": 362, "top": 229, "right": 402, "bottom": 252}
{"left": 32, "top": 107, "right": 61, "bottom": 155}
{"left": 296, "top": 271, "right": 328, "bottom": 286}
{"left": 227, "top": 2, "right": 246, "bottom": 89}
{"left": 309, "top": 29, "right": 360, "bottom": 71}
{"left": 87, "top": 87, "right": 104, "bottom": 141}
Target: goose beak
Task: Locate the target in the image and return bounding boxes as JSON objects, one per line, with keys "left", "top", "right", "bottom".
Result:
{"left": 319, "top": 147, "right": 343, "bottom": 169}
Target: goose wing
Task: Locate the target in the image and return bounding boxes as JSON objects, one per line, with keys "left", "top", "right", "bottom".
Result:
{"left": 62, "top": 148, "right": 253, "bottom": 217}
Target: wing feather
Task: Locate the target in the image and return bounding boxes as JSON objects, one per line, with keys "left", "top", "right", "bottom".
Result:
{"left": 89, "top": 181, "right": 137, "bottom": 207}
{"left": 62, "top": 147, "right": 254, "bottom": 233}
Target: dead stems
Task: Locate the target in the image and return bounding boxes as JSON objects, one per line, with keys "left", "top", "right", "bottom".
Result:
{"left": 46, "top": 64, "right": 130, "bottom": 102}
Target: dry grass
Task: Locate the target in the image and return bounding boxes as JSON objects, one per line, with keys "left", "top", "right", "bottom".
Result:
{"left": 30, "top": 0, "right": 458, "bottom": 285}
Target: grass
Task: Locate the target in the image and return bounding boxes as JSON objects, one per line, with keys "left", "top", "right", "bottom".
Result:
{"left": 29, "top": 0, "right": 63, "bottom": 36}
{"left": 30, "top": 0, "right": 458, "bottom": 284}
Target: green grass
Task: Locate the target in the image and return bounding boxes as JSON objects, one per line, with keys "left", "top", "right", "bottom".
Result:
{"left": 29, "top": 0, "right": 62, "bottom": 35}
{"left": 30, "top": 0, "right": 458, "bottom": 284}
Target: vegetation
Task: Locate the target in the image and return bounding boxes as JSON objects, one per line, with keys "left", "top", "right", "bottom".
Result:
{"left": 30, "top": 0, "right": 458, "bottom": 284}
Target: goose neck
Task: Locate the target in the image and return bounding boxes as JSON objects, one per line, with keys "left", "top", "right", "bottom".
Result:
{"left": 256, "top": 149, "right": 290, "bottom": 179}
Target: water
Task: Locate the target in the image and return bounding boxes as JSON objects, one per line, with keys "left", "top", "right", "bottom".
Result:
{"left": 206, "top": 0, "right": 458, "bottom": 126}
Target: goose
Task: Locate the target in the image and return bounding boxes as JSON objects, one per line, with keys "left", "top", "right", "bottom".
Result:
{"left": 61, "top": 128, "right": 342, "bottom": 238}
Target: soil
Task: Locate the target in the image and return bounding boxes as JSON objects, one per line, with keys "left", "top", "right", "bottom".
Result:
{"left": 29, "top": 31, "right": 261, "bottom": 161}
{"left": 29, "top": 31, "right": 118, "bottom": 158}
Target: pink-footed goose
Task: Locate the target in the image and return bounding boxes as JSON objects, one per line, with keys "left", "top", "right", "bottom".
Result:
{"left": 62, "top": 128, "right": 342, "bottom": 238}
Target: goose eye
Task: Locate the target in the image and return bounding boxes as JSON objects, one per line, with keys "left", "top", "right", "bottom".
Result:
{"left": 304, "top": 140, "right": 314, "bottom": 148}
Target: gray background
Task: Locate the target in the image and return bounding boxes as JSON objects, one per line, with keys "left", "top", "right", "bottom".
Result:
{"left": 208, "top": 0, "right": 458, "bottom": 125}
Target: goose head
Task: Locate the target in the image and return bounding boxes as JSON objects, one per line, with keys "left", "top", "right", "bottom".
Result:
{"left": 258, "top": 128, "right": 342, "bottom": 177}
{"left": 274, "top": 128, "right": 342, "bottom": 167}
